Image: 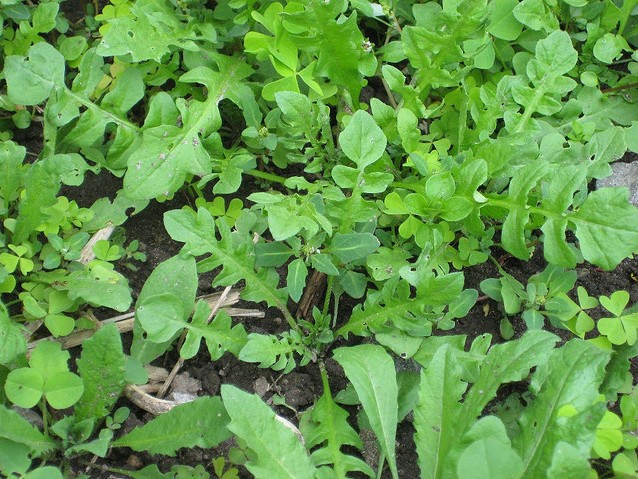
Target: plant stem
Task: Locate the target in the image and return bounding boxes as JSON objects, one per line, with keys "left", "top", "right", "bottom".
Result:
{"left": 40, "top": 397, "right": 49, "bottom": 436}
{"left": 322, "top": 276, "right": 334, "bottom": 316}
{"left": 245, "top": 168, "right": 288, "bottom": 185}
{"left": 78, "top": 460, "right": 135, "bottom": 477}
{"left": 393, "top": 181, "right": 422, "bottom": 192}
{"left": 513, "top": 84, "right": 548, "bottom": 135}
{"left": 601, "top": 82, "right": 638, "bottom": 94}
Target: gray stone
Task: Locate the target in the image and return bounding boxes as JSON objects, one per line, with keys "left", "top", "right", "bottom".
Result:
{"left": 596, "top": 161, "right": 638, "bottom": 206}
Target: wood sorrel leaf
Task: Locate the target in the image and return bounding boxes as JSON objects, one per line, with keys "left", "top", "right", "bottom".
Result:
{"left": 43, "top": 371, "right": 84, "bottom": 409}
{"left": 4, "top": 369, "right": 44, "bottom": 409}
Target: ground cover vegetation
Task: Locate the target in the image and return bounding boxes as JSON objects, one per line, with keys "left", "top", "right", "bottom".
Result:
{"left": 1, "top": 0, "right": 638, "bottom": 477}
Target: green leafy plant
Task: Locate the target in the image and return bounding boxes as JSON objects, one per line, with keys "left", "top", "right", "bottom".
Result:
{"left": 4, "top": 341, "right": 84, "bottom": 411}
{"left": 480, "top": 264, "right": 577, "bottom": 333}
{"left": 3, "top": 0, "right": 638, "bottom": 476}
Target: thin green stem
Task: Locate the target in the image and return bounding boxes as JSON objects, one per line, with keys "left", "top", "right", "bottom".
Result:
{"left": 244, "top": 168, "right": 288, "bottom": 185}
{"left": 513, "top": 84, "right": 548, "bottom": 135}
{"left": 77, "top": 461, "right": 135, "bottom": 477}
{"left": 457, "top": 82, "right": 469, "bottom": 153}
{"left": 393, "top": 181, "right": 422, "bottom": 192}
{"left": 322, "top": 275, "right": 334, "bottom": 316}
{"left": 281, "top": 306, "right": 302, "bottom": 335}
{"left": 40, "top": 397, "right": 49, "bottom": 436}
{"left": 486, "top": 196, "right": 563, "bottom": 222}
{"left": 64, "top": 88, "right": 141, "bottom": 133}
{"left": 376, "top": 453, "right": 386, "bottom": 479}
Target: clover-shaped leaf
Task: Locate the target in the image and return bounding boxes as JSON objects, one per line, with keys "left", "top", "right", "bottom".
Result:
{"left": 4, "top": 342, "right": 83, "bottom": 409}
{"left": 597, "top": 291, "right": 638, "bottom": 345}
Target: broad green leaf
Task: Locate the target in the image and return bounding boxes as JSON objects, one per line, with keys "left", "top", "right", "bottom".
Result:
{"left": 137, "top": 293, "right": 187, "bottom": 343}
{"left": 329, "top": 233, "right": 380, "bottom": 263}
{"left": 0, "top": 405, "right": 57, "bottom": 456}
{"left": 501, "top": 161, "right": 549, "bottom": 259}
{"left": 547, "top": 442, "right": 591, "bottom": 479}
{"left": 43, "top": 371, "right": 84, "bottom": 409}
{"left": 593, "top": 33, "right": 629, "bottom": 64}
{"left": 239, "top": 333, "right": 303, "bottom": 374}
{"left": 487, "top": 0, "right": 523, "bottom": 40}
{"left": 75, "top": 324, "right": 126, "bottom": 422}
{"left": 222, "top": 385, "right": 317, "bottom": 479}
{"left": 287, "top": 258, "right": 308, "bottom": 303}
{"left": 339, "top": 270, "right": 368, "bottom": 298}
{"left": 0, "top": 438, "right": 30, "bottom": 476}
{"left": 113, "top": 397, "right": 231, "bottom": 455}
{"left": 333, "top": 344, "right": 398, "bottom": 479}
{"left": 131, "top": 254, "right": 198, "bottom": 364}
{"left": 457, "top": 438, "right": 523, "bottom": 479}
{"left": 572, "top": 188, "right": 638, "bottom": 270}
{"left": 23, "top": 467, "right": 64, "bottom": 479}
{"left": 0, "top": 309, "right": 26, "bottom": 364}
{"left": 59, "top": 67, "right": 144, "bottom": 162}
{"left": 65, "top": 263, "right": 132, "bottom": 312}
{"left": 338, "top": 274, "right": 463, "bottom": 338}
{"left": 414, "top": 345, "right": 466, "bottom": 479}
{"left": 311, "top": 253, "right": 340, "bottom": 276}
{"left": 4, "top": 368, "right": 44, "bottom": 408}
{"left": 266, "top": 204, "right": 314, "bottom": 241}
{"left": 294, "top": 1, "right": 373, "bottom": 99}
{"left": 96, "top": 0, "right": 197, "bottom": 62}
{"left": 339, "top": 110, "right": 387, "bottom": 169}
{"left": 540, "top": 164, "right": 587, "bottom": 267}
{"left": 275, "top": 91, "right": 315, "bottom": 134}
{"left": 13, "top": 159, "right": 63, "bottom": 243}
{"left": 5, "top": 42, "right": 65, "bottom": 105}
{"left": 534, "top": 30, "right": 578, "bottom": 74}
{"left": 331, "top": 165, "right": 359, "bottom": 190}
{"left": 0, "top": 141, "right": 26, "bottom": 204}
{"left": 513, "top": 339, "right": 610, "bottom": 477}
{"left": 164, "top": 208, "right": 288, "bottom": 310}
{"left": 585, "top": 127, "right": 627, "bottom": 164}
{"left": 124, "top": 57, "right": 253, "bottom": 199}
{"left": 459, "top": 331, "right": 558, "bottom": 428}
{"left": 255, "top": 241, "right": 294, "bottom": 268}
{"left": 513, "top": 0, "right": 558, "bottom": 31}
